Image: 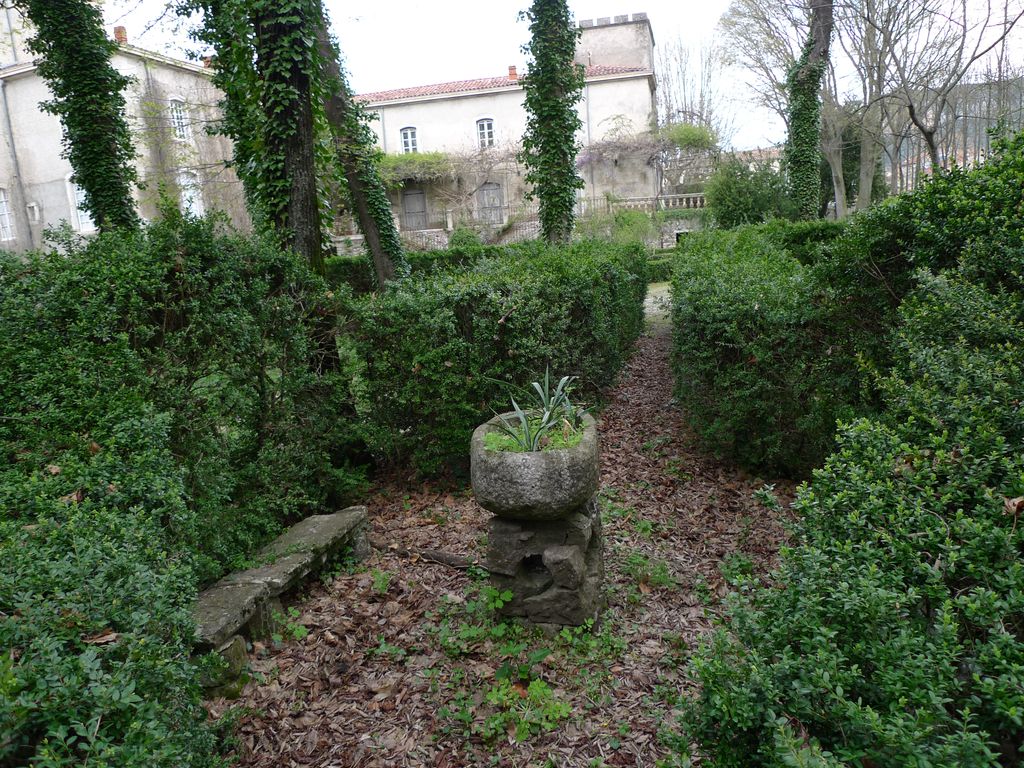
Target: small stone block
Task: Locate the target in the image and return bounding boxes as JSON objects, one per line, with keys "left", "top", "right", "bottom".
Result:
{"left": 543, "top": 545, "right": 585, "bottom": 589}
{"left": 222, "top": 552, "right": 315, "bottom": 596}
{"left": 614, "top": 14, "right": 629, "bottom": 23}
{"left": 522, "top": 581, "right": 600, "bottom": 626}
{"left": 260, "top": 506, "right": 367, "bottom": 563}
{"left": 349, "top": 526, "right": 371, "bottom": 561}
{"left": 491, "top": 567, "right": 553, "bottom": 617}
{"left": 198, "top": 634, "right": 248, "bottom": 689}
{"left": 632, "top": 12, "right": 648, "bottom": 20}
{"left": 219, "top": 634, "right": 249, "bottom": 677}
{"left": 596, "top": 17, "right": 611, "bottom": 25}
{"left": 194, "top": 581, "right": 269, "bottom": 650}
{"left": 246, "top": 596, "right": 285, "bottom": 640}
{"left": 579, "top": 19, "right": 594, "bottom": 27}
{"left": 486, "top": 512, "right": 592, "bottom": 576}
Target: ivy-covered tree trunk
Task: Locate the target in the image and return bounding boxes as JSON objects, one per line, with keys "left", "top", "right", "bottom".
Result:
{"left": 314, "top": 11, "right": 405, "bottom": 286}
{"left": 253, "top": 1, "right": 323, "bottom": 274}
{"left": 785, "top": 0, "right": 834, "bottom": 221}
{"left": 520, "top": 0, "right": 584, "bottom": 244}
{"left": 17, "top": 0, "right": 138, "bottom": 231}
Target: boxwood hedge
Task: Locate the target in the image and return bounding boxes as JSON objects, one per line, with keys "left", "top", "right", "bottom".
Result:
{"left": 0, "top": 212, "right": 362, "bottom": 765}
{"left": 671, "top": 132, "right": 1024, "bottom": 476}
{"left": 326, "top": 243, "right": 505, "bottom": 293}
{"left": 1, "top": 224, "right": 647, "bottom": 762}
{"left": 682, "top": 241, "right": 1024, "bottom": 767}
{"left": 679, "top": 133, "right": 1024, "bottom": 766}
{"left": 351, "top": 240, "right": 647, "bottom": 473}
{"left": 670, "top": 225, "right": 866, "bottom": 475}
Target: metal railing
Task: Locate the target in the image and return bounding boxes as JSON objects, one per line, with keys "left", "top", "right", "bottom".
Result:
{"left": 390, "top": 193, "right": 706, "bottom": 234}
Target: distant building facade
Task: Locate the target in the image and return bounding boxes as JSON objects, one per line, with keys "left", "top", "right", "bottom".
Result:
{"left": 357, "top": 13, "right": 659, "bottom": 239}
{"left": 0, "top": 12, "right": 247, "bottom": 252}
{"left": 0, "top": 9, "right": 667, "bottom": 252}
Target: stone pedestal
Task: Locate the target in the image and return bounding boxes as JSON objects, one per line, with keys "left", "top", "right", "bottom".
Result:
{"left": 486, "top": 498, "right": 604, "bottom": 626}
{"left": 472, "top": 412, "right": 604, "bottom": 628}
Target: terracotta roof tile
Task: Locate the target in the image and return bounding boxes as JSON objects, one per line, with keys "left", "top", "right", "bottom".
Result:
{"left": 358, "top": 65, "right": 648, "bottom": 103}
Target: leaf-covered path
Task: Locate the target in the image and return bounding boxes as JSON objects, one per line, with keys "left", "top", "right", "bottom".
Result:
{"left": 210, "top": 295, "right": 792, "bottom": 767}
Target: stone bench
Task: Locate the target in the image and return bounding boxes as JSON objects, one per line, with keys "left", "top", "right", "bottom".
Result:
{"left": 194, "top": 506, "right": 369, "bottom": 652}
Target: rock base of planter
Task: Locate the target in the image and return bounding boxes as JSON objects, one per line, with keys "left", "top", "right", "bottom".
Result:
{"left": 486, "top": 498, "right": 604, "bottom": 626}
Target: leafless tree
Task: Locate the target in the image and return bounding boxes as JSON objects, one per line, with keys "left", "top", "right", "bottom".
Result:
{"left": 718, "top": 0, "right": 809, "bottom": 127}
{"left": 822, "top": 63, "right": 852, "bottom": 217}
{"left": 834, "top": 0, "right": 900, "bottom": 206}
{"left": 875, "top": 0, "right": 1024, "bottom": 169}
{"left": 655, "top": 36, "right": 734, "bottom": 143}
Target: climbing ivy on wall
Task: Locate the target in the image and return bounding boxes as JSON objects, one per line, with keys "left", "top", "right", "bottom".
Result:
{"left": 784, "top": 0, "right": 834, "bottom": 221}
{"left": 17, "top": 0, "right": 139, "bottom": 231}
{"left": 520, "top": 0, "right": 584, "bottom": 244}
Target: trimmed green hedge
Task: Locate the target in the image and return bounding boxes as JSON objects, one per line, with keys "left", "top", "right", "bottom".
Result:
{"left": 682, "top": 241, "right": 1024, "bottom": 767}
{"left": 646, "top": 255, "right": 673, "bottom": 283}
{"left": 0, "top": 213, "right": 363, "bottom": 765}
{"left": 1, "top": 224, "right": 646, "bottom": 762}
{"left": 672, "top": 134, "right": 1024, "bottom": 475}
{"left": 352, "top": 240, "right": 647, "bottom": 473}
{"left": 758, "top": 218, "right": 845, "bottom": 264}
{"left": 671, "top": 226, "right": 865, "bottom": 475}
{"left": 679, "top": 133, "right": 1024, "bottom": 766}
{"left": 326, "top": 243, "right": 505, "bottom": 293}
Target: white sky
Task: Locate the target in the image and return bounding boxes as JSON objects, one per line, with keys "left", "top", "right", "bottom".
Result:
{"left": 103, "top": 0, "right": 786, "bottom": 149}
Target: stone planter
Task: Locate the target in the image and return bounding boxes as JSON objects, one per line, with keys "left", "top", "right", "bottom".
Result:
{"left": 471, "top": 411, "right": 604, "bottom": 628}
{"left": 470, "top": 412, "right": 599, "bottom": 521}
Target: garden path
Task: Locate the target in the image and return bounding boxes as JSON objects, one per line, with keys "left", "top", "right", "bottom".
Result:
{"left": 208, "top": 290, "right": 792, "bottom": 767}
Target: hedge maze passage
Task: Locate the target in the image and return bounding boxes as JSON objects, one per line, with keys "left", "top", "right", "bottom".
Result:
{"left": 209, "top": 304, "right": 792, "bottom": 767}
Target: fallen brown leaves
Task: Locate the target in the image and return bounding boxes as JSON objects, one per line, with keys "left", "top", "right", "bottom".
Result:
{"left": 210, "top": 324, "right": 792, "bottom": 767}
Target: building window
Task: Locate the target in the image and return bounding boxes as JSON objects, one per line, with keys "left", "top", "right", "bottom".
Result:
{"left": 169, "top": 98, "right": 190, "bottom": 142}
{"left": 477, "top": 118, "right": 494, "bottom": 148}
{"left": 0, "top": 188, "right": 14, "bottom": 241}
{"left": 400, "top": 127, "right": 417, "bottom": 154}
{"left": 66, "top": 178, "right": 96, "bottom": 233}
{"left": 178, "top": 170, "right": 205, "bottom": 216}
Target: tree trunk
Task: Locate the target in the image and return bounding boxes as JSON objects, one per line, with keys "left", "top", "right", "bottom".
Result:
{"left": 808, "top": 0, "right": 835, "bottom": 67}
{"left": 315, "top": 15, "right": 401, "bottom": 286}
{"left": 908, "top": 95, "right": 942, "bottom": 171}
{"left": 857, "top": 103, "right": 882, "bottom": 210}
{"left": 254, "top": 7, "right": 324, "bottom": 274}
{"left": 285, "top": 95, "right": 324, "bottom": 274}
{"left": 824, "top": 141, "right": 847, "bottom": 219}
{"left": 785, "top": 0, "right": 834, "bottom": 220}
{"left": 922, "top": 128, "right": 941, "bottom": 171}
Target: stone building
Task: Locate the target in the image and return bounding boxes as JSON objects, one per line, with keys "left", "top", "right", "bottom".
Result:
{"left": 357, "top": 13, "right": 659, "bottom": 237}
{"left": 0, "top": 9, "right": 663, "bottom": 252}
{"left": 0, "top": 12, "right": 247, "bottom": 253}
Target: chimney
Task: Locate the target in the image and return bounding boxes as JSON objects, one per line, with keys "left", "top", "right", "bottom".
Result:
{"left": 202, "top": 55, "right": 216, "bottom": 69}
{"left": 508, "top": 65, "right": 518, "bottom": 81}
{"left": 113, "top": 26, "right": 127, "bottom": 45}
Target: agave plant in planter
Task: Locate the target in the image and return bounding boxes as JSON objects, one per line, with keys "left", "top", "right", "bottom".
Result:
{"left": 471, "top": 371, "right": 599, "bottom": 521}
